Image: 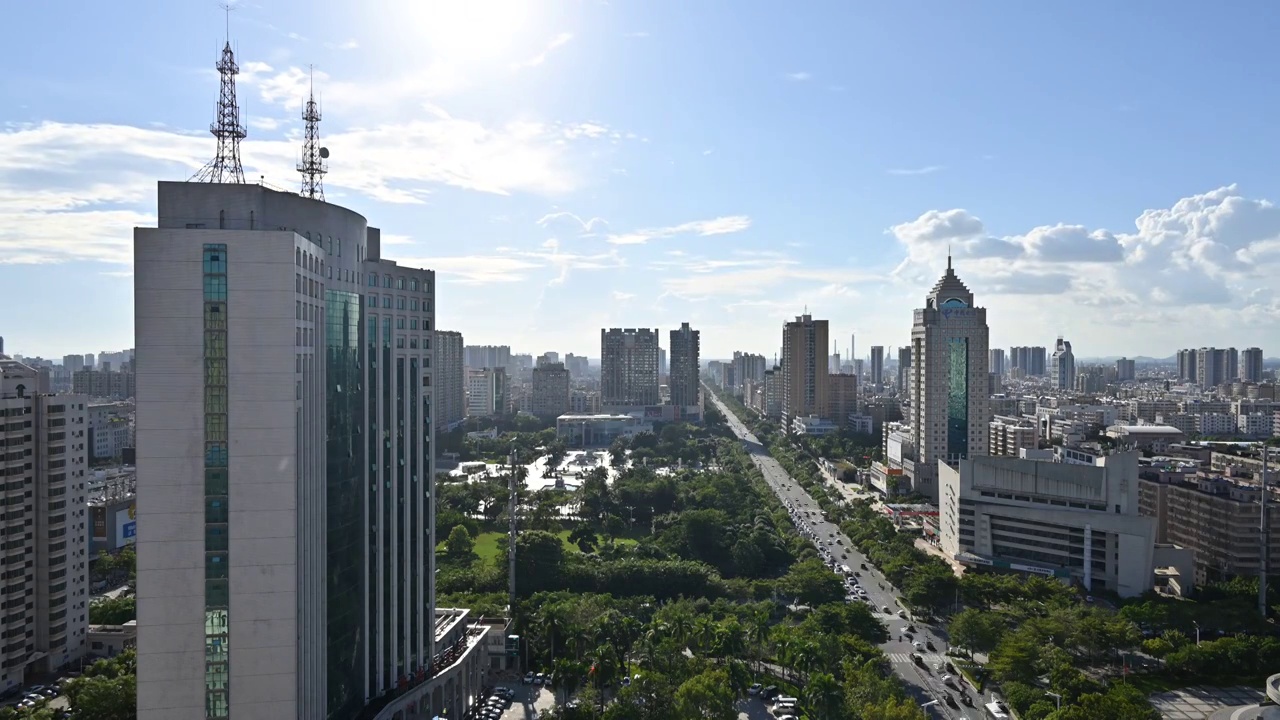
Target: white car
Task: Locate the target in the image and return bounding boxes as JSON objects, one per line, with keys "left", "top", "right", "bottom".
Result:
{"left": 913, "top": 641, "right": 924, "bottom": 650}
{"left": 748, "top": 683, "right": 763, "bottom": 695}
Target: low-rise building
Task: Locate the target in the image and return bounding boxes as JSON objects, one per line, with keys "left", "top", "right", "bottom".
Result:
{"left": 791, "top": 415, "right": 838, "bottom": 436}
{"left": 556, "top": 414, "right": 648, "bottom": 447}
{"left": 1106, "top": 424, "right": 1185, "bottom": 451}
{"left": 939, "top": 451, "right": 1158, "bottom": 597}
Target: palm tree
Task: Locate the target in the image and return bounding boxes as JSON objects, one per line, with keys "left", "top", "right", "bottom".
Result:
{"left": 802, "top": 672, "right": 843, "bottom": 720}
{"left": 748, "top": 610, "right": 771, "bottom": 672}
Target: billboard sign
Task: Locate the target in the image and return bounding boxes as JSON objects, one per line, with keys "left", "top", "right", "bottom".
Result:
{"left": 115, "top": 503, "right": 137, "bottom": 546}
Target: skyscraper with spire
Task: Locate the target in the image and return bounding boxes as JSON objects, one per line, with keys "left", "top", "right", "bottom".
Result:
{"left": 908, "top": 255, "right": 990, "bottom": 502}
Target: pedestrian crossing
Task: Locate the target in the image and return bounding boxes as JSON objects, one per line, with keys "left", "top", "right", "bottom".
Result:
{"left": 887, "top": 652, "right": 946, "bottom": 666}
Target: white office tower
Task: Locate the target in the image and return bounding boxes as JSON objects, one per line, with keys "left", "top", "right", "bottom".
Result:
{"left": 134, "top": 182, "right": 459, "bottom": 720}
{"left": 1050, "top": 337, "right": 1075, "bottom": 391}
{"left": 908, "top": 256, "right": 990, "bottom": 503}
{"left": 0, "top": 361, "right": 89, "bottom": 694}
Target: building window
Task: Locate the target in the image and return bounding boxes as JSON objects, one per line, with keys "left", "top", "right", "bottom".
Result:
{"left": 410, "top": 279, "right": 419, "bottom": 292}
{"left": 396, "top": 297, "right": 405, "bottom": 310}
{"left": 368, "top": 274, "right": 378, "bottom": 288}
{"left": 367, "top": 295, "right": 377, "bottom": 307}
{"left": 382, "top": 296, "right": 391, "bottom": 309}
{"left": 383, "top": 275, "right": 392, "bottom": 288}
{"left": 410, "top": 299, "right": 419, "bottom": 311}
{"left": 409, "top": 319, "right": 418, "bottom": 330}
{"left": 396, "top": 277, "right": 405, "bottom": 290}
{"left": 396, "top": 318, "right": 405, "bottom": 330}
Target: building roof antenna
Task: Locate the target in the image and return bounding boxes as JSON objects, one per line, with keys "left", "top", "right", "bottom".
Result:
{"left": 298, "top": 65, "right": 328, "bottom": 200}
{"left": 192, "top": 2, "right": 247, "bottom": 183}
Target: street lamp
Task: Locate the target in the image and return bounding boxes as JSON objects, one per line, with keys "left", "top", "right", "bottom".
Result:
{"left": 1192, "top": 620, "right": 1201, "bottom": 647}
{"left": 1046, "top": 691, "right": 1062, "bottom": 711}
{"left": 920, "top": 699, "right": 939, "bottom": 708}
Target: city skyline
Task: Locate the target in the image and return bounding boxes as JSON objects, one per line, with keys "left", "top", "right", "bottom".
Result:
{"left": 8, "top": 2, "right": 1280, "bottom": 357}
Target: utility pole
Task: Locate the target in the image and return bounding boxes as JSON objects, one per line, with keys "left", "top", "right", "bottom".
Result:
{"left": 1261, "top": 444, "right": 1270, "bottom": 619}
{"left": 508, "top": 447, "right": 519, "bottom": 614}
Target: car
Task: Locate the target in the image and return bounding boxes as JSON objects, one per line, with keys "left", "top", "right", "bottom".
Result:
{"left": 522, "top": 671, "right": 534, "bottom": 684}
{"left": 534, "top": 672, "right": 546, "bottom": 685}
{"left": 883, "top": 606, "right": 892, "bottom": 613}
{"left": 945, "top": 661, "right": 955, "bottom": 674}
{"left": 841, "top": 552, "right": 848, "bottom": 558}
{"left": 1085, "top": 595, "right": 1095, "bottom": 604}
{"left": 945, "top": 694, "right": 958, "bottom": 708}
{"left": 941, "top": 674, "right": 954, "bottom": 686}
{"left": 913, "top": 641, "right": 924, "bottom": 650}
{"left": 854, "top": 571, "right": 861, "bottom": 577}
{"left": 905, "top": 624, "right": 917, "bottom": 633}
{"left": 926, "top": 640, "right": 936, "bottom": 651}
{"left": 911, "top": 653, "right": 925, "bottom": 666}
{"left": 860, "top": 563, "right": 867, "bottom": 570}
{"left": 897, "top": 610, "right": 907, "bottom": 618}
{"left": 620, "top": 676, "right": 631, "bottom": 687}
{"left": 761, "top": 685, "right": 779, "bottom": 701}
{"left": 748, "top": 683, "right": 763, "bottom": 696}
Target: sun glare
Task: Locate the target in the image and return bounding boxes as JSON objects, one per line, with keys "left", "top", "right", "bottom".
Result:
{"left": 400, "top": 0, "right": 537, "bottom": 62}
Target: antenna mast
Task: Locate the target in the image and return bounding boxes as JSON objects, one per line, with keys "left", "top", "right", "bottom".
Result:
{"left": 192, "top": 5, "right": 247, "bottom": 183}
{"left": 298, "top": 66, "right": 328, "bottom": 200}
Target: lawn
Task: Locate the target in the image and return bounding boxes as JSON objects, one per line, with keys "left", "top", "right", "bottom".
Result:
{"left": 459, "top": 528, "right": 645, "bottom": 562}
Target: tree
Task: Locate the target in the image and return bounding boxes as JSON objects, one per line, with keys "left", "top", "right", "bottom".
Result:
{"left": 948, "top": 608, "right": 1006, "bottom": 653}
{"left": 444, "top": 525, "right": 475, "bottom": 558}
{"left": 674, "top": 669, "right": 737, "bottom": 720}
{"left": 778, "top": 558, "right": 846, "bottom": 606}
{"left": 803, "top": 671, "right": 844, "bottom": 720}
{"left": 89, "top": 596, "right": 136, "bottom": 625}
{"left": 66, "top": 663, "right": 136, "bottom": 720}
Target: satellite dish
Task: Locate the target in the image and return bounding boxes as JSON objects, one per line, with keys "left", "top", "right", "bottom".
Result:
{"left": 319, "top": 147, "right": 330, "bottom": 159}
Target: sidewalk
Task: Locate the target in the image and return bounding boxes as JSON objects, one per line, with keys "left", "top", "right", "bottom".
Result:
{"left": 913, "top": 537, "right": 967, "bottom": 577}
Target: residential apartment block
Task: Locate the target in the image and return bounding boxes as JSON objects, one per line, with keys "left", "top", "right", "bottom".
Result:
{"left": 668, "top": 323, "right": 700, "bottom": 408}
{"left": 434, "top": 331, "right": 466, "bottom": 431}
{"left": 781, "top": 314, "right": 829, "bottom": 425}
{"left": 600, "top": 329, "right": 660, "bottom": 406}
{"left": 531, "top": 360, "right": 570, "bottom": 419}
{"left": 0, "top": 360, "right": 90, "bottom": 695}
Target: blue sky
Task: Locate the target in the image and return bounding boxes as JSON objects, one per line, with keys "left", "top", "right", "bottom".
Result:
{"left": 5, "top": 1, "right": 1280, "bottom": 361}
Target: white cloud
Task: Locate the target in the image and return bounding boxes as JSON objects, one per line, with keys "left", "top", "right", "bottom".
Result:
{"left": 0, "top": 105, "right": 602, "bottom": 264}
{"left": 537, "top": 211, "right": 609, "bottom": 234}
{"left": 786, "top": 72, "right": 811, "bottom": 81}
{"left": 612, "top": 291, "right": 636, "bottom": 301}
{"left": 887, "top": 165, "right": 945, "bottom": 176}
{"left": 562, "top": 122, "right": 610, "bottom": 140}
{"left": 888, "top": 185, "right": 1280, "bottom": 316}
{"left": 606, "top": 215, "right": 752, "bottom": 245}
{"left": 511, "top": 32, "right": 574, "bottom": 70}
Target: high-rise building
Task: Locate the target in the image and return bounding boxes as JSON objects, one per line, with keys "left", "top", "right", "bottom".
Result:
{"left": 658, "top": 347, "right": 668, "bottom": 378}
{"left": 600, "top": 329, "right": 660, "bottom": 406}
{"left": 730, "top": 352, "right": 766, "bottom": 395}
{"left": 463, "top": 345, "right": 511, "bottom": 371}
{"left": 1050, "top": 337, "right": 1075, "bottom": 391}
{"left": 668, "top": 322, "right": 700, "bottom": 407}
{"left": 781, "top": 314, "right": 829, "bottom": 424}
{"left": 870, "top": 346, "right": 885, "bottom": 386}
{"left": 828, "top": 373, "right": 858, "bottom": 426}
{"left": 0, "top": 360, "right": 89, "bottom": 695}
{"left": 1177, "top": 348, "right": 1198, "bottom": 383}
{"left": 897, "top": 346, "right": 912, "bottom": 393}
{"left": 435, "top": 330, "right": 466, "bottom": 430}
{"left": 531, "top": 359, "right": 570, "bottom": 419}
{"left": 1241, "top": 347, "right": 1264, "bottom": 382}
{"left": 134, "top": 181, "right": 471, "bottom": 719}
{"left": 1009, "top": 346, "right": 1047, "bottom": 376}
{"left": 564, "top": 353, "right": 590, "bottom": 378}
{"left": 1116, "top": 357, "right": 1136, "bottom": 382}
{"left": 909, "top": 257, "right": 990, "bottom": 501}
{"left": 988, "top": 349, "right": 1006, "bottom": 377}
{"left": 72, "top": 367, "right": 136, "bottom": 400}
{"left": 63, "top": 354, "right": 85, "bottom": 374}
{"left": 1196, "top": 347, "right": 1225, "bottom": 388}
{"left": 1224, "top": 347, "right": 1239, "bottom": 382}
{"left": 467, "top": 367, "right": 509, "bottom": 417}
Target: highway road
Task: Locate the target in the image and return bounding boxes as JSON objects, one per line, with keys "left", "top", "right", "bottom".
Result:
{"left": 708, "top": 389, "right": 979, "bottom": 719}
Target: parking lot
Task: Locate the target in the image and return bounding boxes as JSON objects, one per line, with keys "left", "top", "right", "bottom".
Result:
{"left": 479, "top": 683, "right": 554, "bottom": 720}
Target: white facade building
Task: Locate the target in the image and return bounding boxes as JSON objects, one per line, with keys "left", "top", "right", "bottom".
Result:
{"left": 908, "top": 257, "right": 990, "bottom": 502}
{"left": 135, "top": 182, "right": 473, "bottom": 720}
{"left": 0, "top": 361, "right": 89, "bottom": 694}
{"left": 88, "top": 402, "right": 133, "bottom": 461}
{"left": 939, "top": 451, "right": 1157, "bottom": 597}
{"left": 1050, "top": 337, "right": 1076, "bottom": 391}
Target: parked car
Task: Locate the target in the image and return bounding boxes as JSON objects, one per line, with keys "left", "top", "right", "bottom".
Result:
{"left": 522, "top": 672, "right": 534, "bottom": 684}
{"left": 748, "top": 683, "right": 763, "bottom": 696}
